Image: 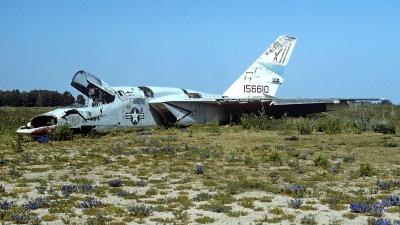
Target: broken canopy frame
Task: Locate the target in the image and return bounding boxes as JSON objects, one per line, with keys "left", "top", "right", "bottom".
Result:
{"left": 71, "top": 70, "right": 116, "bottom": 104}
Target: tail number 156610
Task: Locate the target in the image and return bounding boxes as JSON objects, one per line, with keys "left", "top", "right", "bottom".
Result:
{"left": 243, "top": 85, "right": 269, "bottom": 93}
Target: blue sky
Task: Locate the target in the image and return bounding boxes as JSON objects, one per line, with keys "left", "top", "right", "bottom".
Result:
{"left": 1, "top": 1, "right": 399, "bottom": 103}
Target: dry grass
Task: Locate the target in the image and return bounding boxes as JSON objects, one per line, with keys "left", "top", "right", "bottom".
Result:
{"left": 1, "top": 106, "right": 400, "bottom": 224}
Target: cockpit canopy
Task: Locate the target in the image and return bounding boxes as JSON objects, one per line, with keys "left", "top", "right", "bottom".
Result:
{"left": 71, "top": 70, "right": 115, "bottom": 104}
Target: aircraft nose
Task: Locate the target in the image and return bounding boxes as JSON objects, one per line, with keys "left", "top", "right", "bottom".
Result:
{"left": 15, "top": 114, "right": 59, "bottom": 137}
{"left": 30, "top": 114, "right": 58, "bottom": 127}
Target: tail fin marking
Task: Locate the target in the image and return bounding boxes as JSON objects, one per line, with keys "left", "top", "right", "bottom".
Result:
{"left": 223, "top": 35, "right": 297, "bottom": 98}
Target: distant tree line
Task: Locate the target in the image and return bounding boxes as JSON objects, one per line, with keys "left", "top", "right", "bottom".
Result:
{"left": 0, "top": 89, "right": 86, "bottom": 107}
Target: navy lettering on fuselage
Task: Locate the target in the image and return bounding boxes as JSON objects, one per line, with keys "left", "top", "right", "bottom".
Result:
{"left": 131, "top": 99, "right": 145, "bottom": 105}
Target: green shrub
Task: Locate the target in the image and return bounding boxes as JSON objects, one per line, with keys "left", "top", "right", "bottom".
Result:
{"left": 352, "top": 117, "right": 369, "bottom": 134}
{"left": 194, "top": 216, "right": 215, "bottom": 224}
{"left": 315, "top": 116, "right": 343, "bottom": 134}
{"left": 48, "top": 125, "right": 73, "bottom": 141}
{"left": 240, "top": 111, "right": 298, "bottom": 133}
{"left": 208, "top": 117, "right": 221, "bottom": 134}
{"left": 214, "top": 192, "right": 235, "bottom": 204}
{"left": 244, "top": 156, "right": 253, "bottom": 165}
{"left": 145, "top": 188, "right": 158, "bottom": 196}
{"left": 297, "top": 117, "right": 313, "bottom": 135}
{"left": 269, "top": 152, "right": 282, "bottom": 162}
{"left": 240, "top": 111, "right": 271, "bottom": 130}
{"left": 392, "top": 168, "right": 400, "bottom": 176}
{"left": 226, "top": 181, "right": 242, "bottom": 195}
{"left": 285, "top": 135, "right": 299, "bottom": 141}
{"left": 86, "top": 213, "right": 108, "bottom": 225}
{"left": 359, "top": 162, "right": 374, "bottom": 177}
{"left": 313, "top": 155, "right": 329, "bottom": 168}
{"left": 11, "top": 135, "right": 23, "bottom": 152}
{"left": 279, "top": 113, "right": 295, "bottom": 135}
{"left": 383, "top": 141, "right": 399, "bottom": 147}
{"left": 343, "top": 154, "right": 356, "bottom": 163}
{"left": 373, "top": 123, "right": 396, "bottom": 134}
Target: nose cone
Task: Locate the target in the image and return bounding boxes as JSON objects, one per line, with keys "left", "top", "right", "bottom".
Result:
{"left": 16, "top": 114, "right": 59, "bottom": 137}
{"left": 16, "top": 124, "right": 58, "bottom": 137}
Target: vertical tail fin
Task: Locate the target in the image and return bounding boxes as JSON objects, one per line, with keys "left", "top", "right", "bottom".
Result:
{"left": 223, "top": 35, "right": 297, "bottom": 98}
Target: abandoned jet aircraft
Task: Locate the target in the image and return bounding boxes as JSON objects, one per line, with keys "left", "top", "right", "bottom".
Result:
{"left": 16, "top": 35, "right": 382, "bottom": 136}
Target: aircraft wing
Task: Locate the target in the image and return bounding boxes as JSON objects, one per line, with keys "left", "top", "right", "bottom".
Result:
{"left": 149, "top": 97, "right": 384, "bottom": 125}
{"left": 150, "top": 97, "right": 383, "bottom": 105}
{"left": 266, "top": 98, "right": 384, "bottom": 105}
